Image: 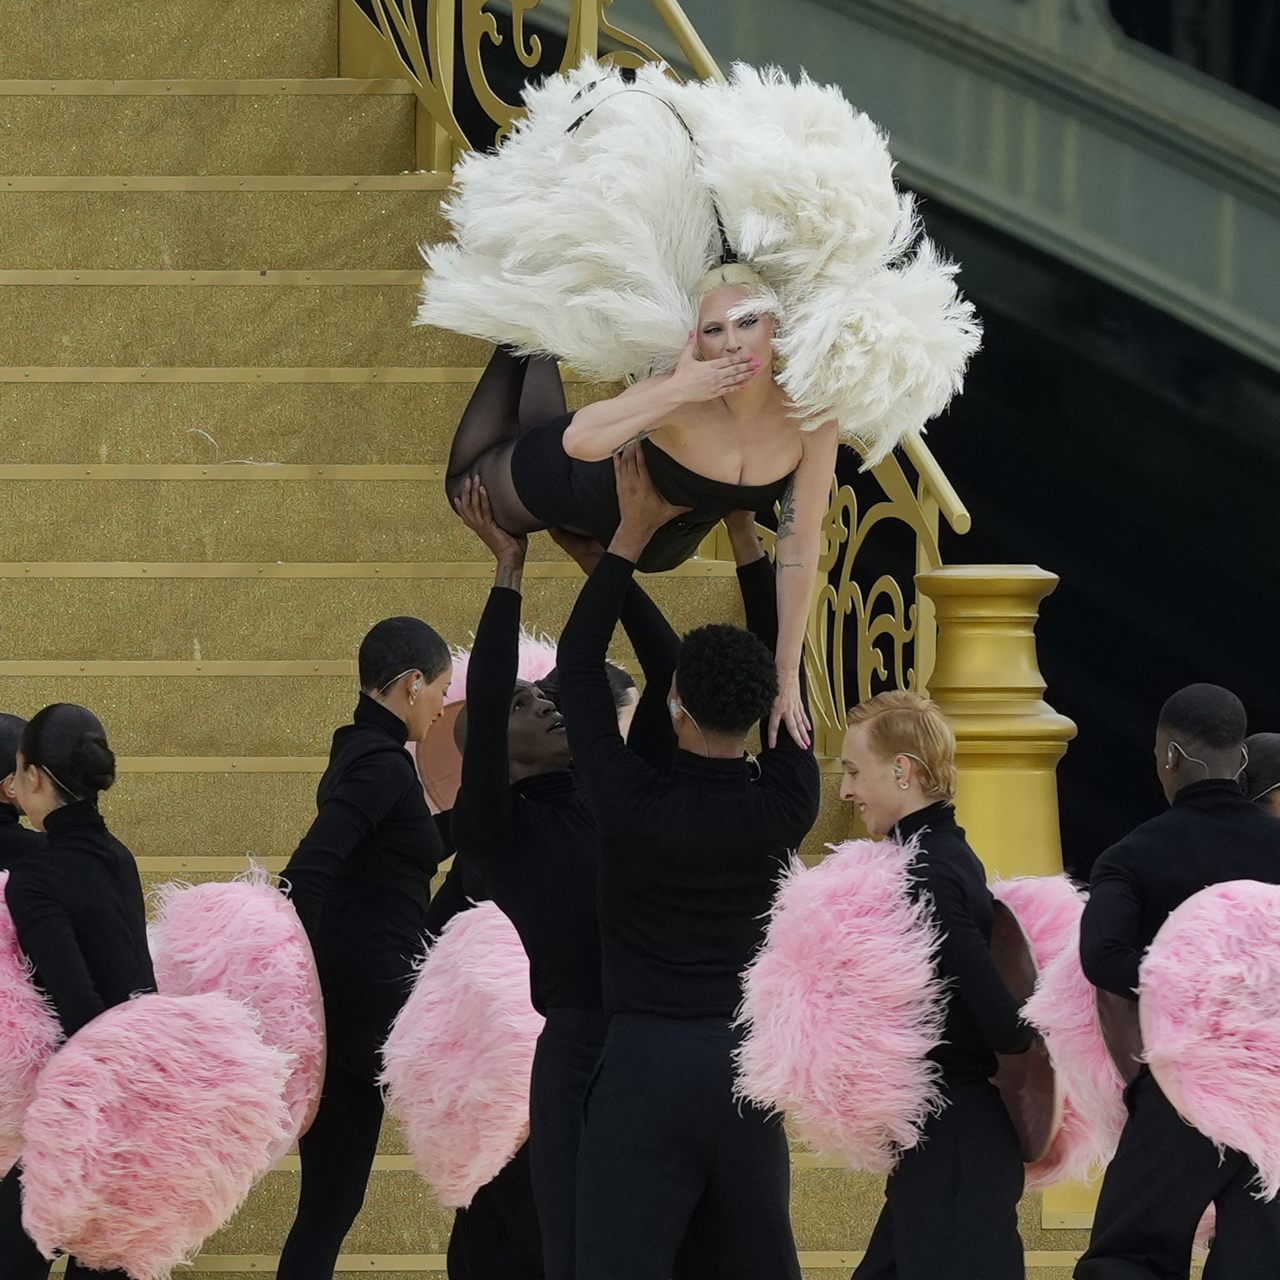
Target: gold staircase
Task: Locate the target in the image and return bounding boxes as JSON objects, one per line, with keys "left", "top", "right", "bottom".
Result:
{"left": 0, "top": 0, "right": 1090, "bottom": 1273}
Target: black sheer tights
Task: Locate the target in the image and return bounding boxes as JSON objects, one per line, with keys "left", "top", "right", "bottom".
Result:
{"left": 445, "top": 346, "right": 566, "bottom": 535}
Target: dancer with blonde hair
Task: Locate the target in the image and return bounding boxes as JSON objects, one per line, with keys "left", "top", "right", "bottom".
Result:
{"left": 839, "top": 691, "right": 1031, "bottom": 1280}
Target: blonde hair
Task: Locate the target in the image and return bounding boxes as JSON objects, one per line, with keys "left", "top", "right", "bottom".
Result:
{"left": 845, "top": 691, "right": 957, "bottom": 801}
{"left": 692, "top": 263, "right": 774, "bottom": 310}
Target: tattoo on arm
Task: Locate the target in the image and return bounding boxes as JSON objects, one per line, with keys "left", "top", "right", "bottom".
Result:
{"left": 775, "top": 479, "right": 797, "bottom": 541}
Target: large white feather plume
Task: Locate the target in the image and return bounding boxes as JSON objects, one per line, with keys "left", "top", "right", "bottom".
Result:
{"left": 419, "top": 60, "right": 980, "bottom": 463}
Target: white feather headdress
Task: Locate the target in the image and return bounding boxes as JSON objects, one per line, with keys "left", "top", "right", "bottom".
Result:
{"left": 418, "top": 61, "right": 981, "bottom": 465}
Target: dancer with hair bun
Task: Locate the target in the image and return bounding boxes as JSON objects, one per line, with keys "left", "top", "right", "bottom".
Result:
{"left": 423, "top": 60, "right": 982, "bottom": 748}
{"left": 0, "top": 703, "right": 153, "bottom": 1280}
{"left": 838, "top": 691, "right": 1032, "bottom": 1280}
{"left": 277, "top": 617, "right": 453, "bottom": 1280}
{"left": 0, "top": 714, "right": 43, "bottom": 868}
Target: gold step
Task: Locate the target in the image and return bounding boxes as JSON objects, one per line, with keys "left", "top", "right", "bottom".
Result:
{"left": 0, "top": 282, "right": 483, "bottom": 366}
{"left": 0, "top": 572, "right": 738, "bottom": 661}
{"left": 0, "top": 187, "right": 445, "bottom": 270}
{"left": 0, "top": 0, "right": 337, "bottom": 80}
{"left": 0, "top": 82, "right": 414, "bottom": 176}
{"left": 0, "top": 381, "right": 610, "bottom": 466}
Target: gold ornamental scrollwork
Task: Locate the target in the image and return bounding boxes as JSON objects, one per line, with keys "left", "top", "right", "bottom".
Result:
{"left": 360, "top": 1, "right": 716, "bottom": 152}
{"left": 800, "top": 449, "right": 952, "bottom": 757}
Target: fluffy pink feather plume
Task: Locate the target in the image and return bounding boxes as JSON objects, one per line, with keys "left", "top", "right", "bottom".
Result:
{"left": 20, "top": 991, "right": 291, "bottom": 1280}
{"left": 0, "top": 871, "right": 61, "bottom": 1175}
{"left": 150, "top": 870, "right": 326, "bottom": 1153}
{"left": 1139, "top": 880, "right": 1280, "bottom": 1199}
{"left": 445, "top": 629, "right": 558, "bottom": 707}
{"left": 381, "top": 901, "right": 543, "bottom": 1207}
{"left": 992, "top": 875, "right": 1117, "bottom": 1185}
{"left": 734, "top": 837, "right": 946, "bottom": 1174}
{"left": 1022, "top": 921, "right": 1127, "bottom": 1186}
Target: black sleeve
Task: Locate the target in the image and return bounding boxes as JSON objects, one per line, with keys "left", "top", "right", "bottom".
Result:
{"left": 558, "top": 553, "right": 661, "bottom": 817}
{"left": 616, "top": 578, "right": 680, "bottom": 770}
{"left": 283, "top": 748, "right": 411, "bottom": 941}
{"left": 738, "top": 554, "right": 779, "bottom": 650}
{"left": 1080, "top": 850, "right": 1144, "bottom": 999}
{"left": 450, "top": 587, "right": 520, "bottom": 869}
{"left": 929, "top": 866, "right": 1035, "bottom": 1054}
{"left": 423, "top": 857, "right": 488, "bottom": 937}
{"left": 5, "top": 869, "right": 101, "bottom": 1036}
{"left": 748, "top": 555, "right": 820, "bottom": 824}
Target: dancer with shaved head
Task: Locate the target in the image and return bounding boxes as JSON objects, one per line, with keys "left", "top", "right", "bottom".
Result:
{"left": 1077, "top": 683, "right": 1280, "bottom": 1279}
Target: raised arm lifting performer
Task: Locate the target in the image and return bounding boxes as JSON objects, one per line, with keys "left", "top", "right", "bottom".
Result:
{"left": 557, "top": 446, "right": 821, "bottom": 1280}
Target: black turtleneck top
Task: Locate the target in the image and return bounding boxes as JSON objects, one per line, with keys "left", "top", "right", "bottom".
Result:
{"left": 893, "top": 802, "right": 1032, "bottom": 1081}
{"left": 556, "top": 552, "right": 821, "bottom": 1020}
{"left": 283, "top": 692, "right": 444, "bottom": 1077}
{"left": 3, "top": 801, "right": 154, "bottom": 1037}
{"left": 450, "top": 587, "right": 601, "bottom": 1015}
{"left": 0, "top": 804, "right": 44, "bottom": 870}
{"left": 1082, "top": 777, "right": 1280, "bottom": 1000}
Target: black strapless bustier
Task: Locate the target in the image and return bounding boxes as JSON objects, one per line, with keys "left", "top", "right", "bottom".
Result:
{"left": 510, "top": 414, "right": 792, "bottom": 573}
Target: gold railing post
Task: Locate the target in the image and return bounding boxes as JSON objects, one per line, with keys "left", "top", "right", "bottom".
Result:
{"left": 915, "top": 565, "right": 1076, "bottom": 879}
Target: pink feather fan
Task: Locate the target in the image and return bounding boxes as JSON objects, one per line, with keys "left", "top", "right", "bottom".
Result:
{"left": 1140, "top": 879, "right": 1280, "bottom": 1199}
{"left": 20, "top": 992, "right": 292, "bottom": 1280}
{"left": 735, "top": 837, "right": 946, "bottom": 1174}
{"left": 0, "top": 871, "right": 61, "bottom": 1175}
{"left": 993, "top": 875, "right": 1124, "bottom": 1184}
{"left": 381, "top": 901, "right": 543, "bottom": 1207}
{"left": 150, "top": 869, "right": 326, "bottom": 1153}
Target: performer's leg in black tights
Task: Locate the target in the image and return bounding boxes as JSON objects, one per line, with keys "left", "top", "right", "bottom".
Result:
{"left": 277, "top": 1064, "right": 385, "bottom": 1280}
{"left": 445, "top": 346, "right": 565, "bottom": 534}
{"left": 0, "top": 1164, "right": 131, "bottom": 1280}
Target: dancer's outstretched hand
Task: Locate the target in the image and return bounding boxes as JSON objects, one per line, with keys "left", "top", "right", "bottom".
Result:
{"left": 769, "top": 667, "right": 812, "bottom": 752}
{"left": 670, "top": 331, "right": 761, "bottom": 403}
{"left": 453, "top": 475, "right": 527, "bottom": 570}
{"left": 609, "top": 443, "right": 690, "bottom": 564}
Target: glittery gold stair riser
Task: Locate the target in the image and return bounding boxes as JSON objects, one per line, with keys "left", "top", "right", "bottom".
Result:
{"left": 0, "top": 286, "right": 485, "bottom": 366}
{"left": 0, "top": 95, "right": 414, "bottom": 176}
{"left": 0, "top": 382, "right": 611, "bottom": 465}
{"left": 107, "top": 770, "right": 844, "bottom": 870}
{"left": 0, "top": 0, "right": 337, "bottom": 79}
{"left": 0, "top": 575, "right": 736, "bottom": 661}
{"left": 0, "top": 190, "right": 446, "bottom": 271}
{"left": 3, "top": 478, "right": 523, "bottom": 561}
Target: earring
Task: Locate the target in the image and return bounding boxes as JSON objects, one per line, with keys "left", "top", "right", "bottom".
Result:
{"left": 898, "top": 781, "right": 909, "bottom": 790}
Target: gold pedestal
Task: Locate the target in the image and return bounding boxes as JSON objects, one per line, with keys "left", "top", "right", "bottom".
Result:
{"left": 916, "top": 565, "right": 1076, "bottom": 879}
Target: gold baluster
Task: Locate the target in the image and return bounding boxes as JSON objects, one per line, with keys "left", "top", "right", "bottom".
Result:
{"left": 915, "top": 566, "right": 1077, "bottom": 879}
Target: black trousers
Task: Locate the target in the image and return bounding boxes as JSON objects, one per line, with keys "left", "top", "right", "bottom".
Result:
{"left": 1076, "top": 1068, "right": 1280, "bottom": 1280}
{"left": 853, "top": 1076, "right": 1025, "bottom": 1280}
{"left": 529, "top": 1008, "right": 609, "bottom": 1280}
{"left": 575, "top": 1013, "right": 801, "bottom": 1280}
{"left": 0, "top": 1163, "right": 131, "bottom": 1280}
{"left": 447, "top": 1141, "right": 544, "bottom": 1279}
{"left": 277, "top": 1062, "right": 385, "bottom": 1280}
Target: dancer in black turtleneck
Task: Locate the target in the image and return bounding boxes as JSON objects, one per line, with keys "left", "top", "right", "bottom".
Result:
{"left": 1076, "top": 684, "right": 1280, "bottom": 1280}
{"left": 278, "top": 617, "right": 453, "bottom": 1280}
{"left": 443, "top": 479, "right": 686, "bottom": 1280}
{"left": 0, "top": 713, "right": 43, "bottom": 869}
{"left": 559, "top": 447, "right": 821, "bottom": 1280}
{"left": 840, "top": 688, "right": 1032, "bottom": 1280}
{"left": 0, "top": 704, "right": 153, "bottom": 1280}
